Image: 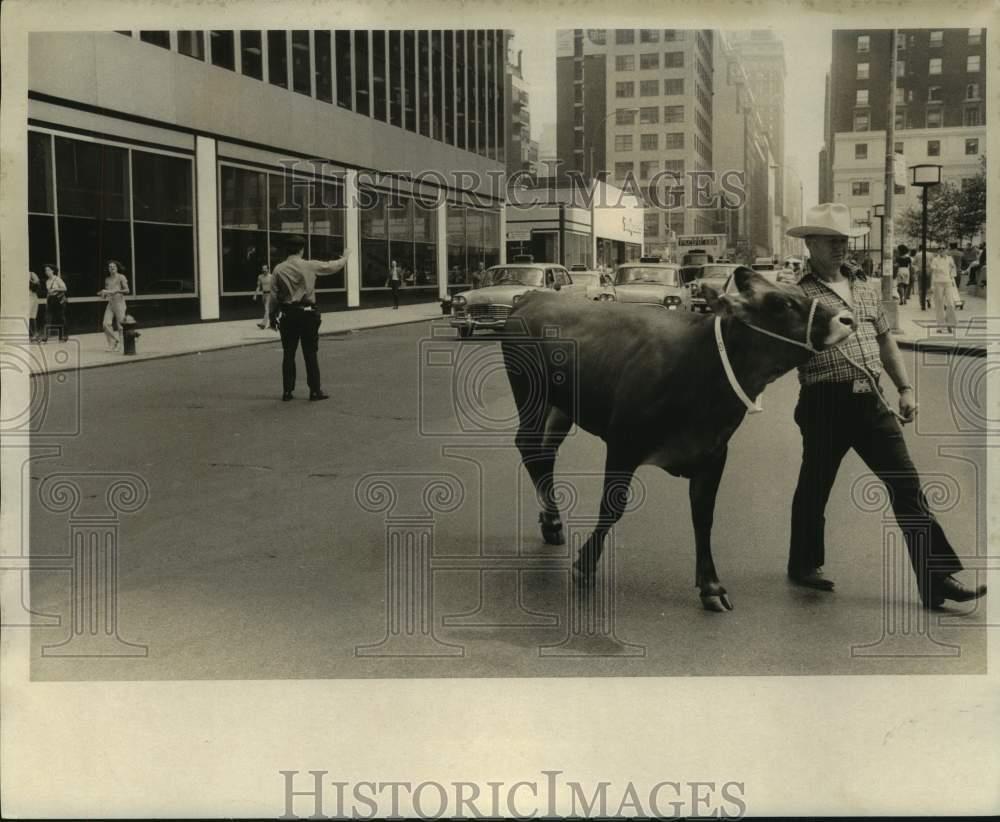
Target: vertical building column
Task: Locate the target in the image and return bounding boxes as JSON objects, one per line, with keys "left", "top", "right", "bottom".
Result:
{"left": 498, "top": 203, "right": 507, "bottom": 265}
{"left": 437, "top": 198, "right": 448, "bottom": 300}
{"left": 195, "top": 135, "right": 220, "bottom": 321}
{"left": 345, "top": 168, "right": 361, "bottom": 308}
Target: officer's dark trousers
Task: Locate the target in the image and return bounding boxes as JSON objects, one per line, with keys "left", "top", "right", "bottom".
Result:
{"left": 788, "top": 381, "right": 964, "bottom": 599}
{"left": 278, "top": 307, "right": 321, "bottom": 394}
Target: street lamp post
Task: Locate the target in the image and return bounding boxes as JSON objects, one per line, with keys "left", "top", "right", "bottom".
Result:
{"left": 873, "top": 203, "right": 885, "bottom": 272}
{"left": 909, "top": 163, "right": 942, "bottom": 311}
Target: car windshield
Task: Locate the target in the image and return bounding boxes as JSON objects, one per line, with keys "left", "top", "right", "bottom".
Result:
{"left": 483, "top": 267, "right": 544, "bottom": 287}
{"left": 570, "top": 272, "right": 601, "bottom": 287}
{"left": 615, "top": 266, "right": 680, "bottom": 286}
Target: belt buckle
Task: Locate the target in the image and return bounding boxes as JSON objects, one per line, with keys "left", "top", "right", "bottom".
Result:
{"left": 852, "top": 378, "right": 872, "bottom": 394}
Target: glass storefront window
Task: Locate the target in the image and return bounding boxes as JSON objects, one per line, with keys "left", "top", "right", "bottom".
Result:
{"left": 28, "top": 130, "right": 54, "bottom": 215}
{"left": 314, "top": 31, "right": 333, "bottom": 102}
{"left": 564, "top": 231, "right": 591, "bottom": 268}
{"left": 267, "top": 30, "right": 288, "bottom": 88}
{"left": 354, "top": 31, "right": 370, "bottom": 115}
{"left": 447, "top": 205, "right": 467, "bottom": 284}
{"left": 178, "top": 31, "right": 205, "bottom": 60}
{"left": 360, "top": 188, "right": 388, "bottom": 287}
{"left": 389, "top": 31, "right": 403, "bottom": 126}
{"left": 240, "top": 31, "right": 263, "bottom": 79}
{"left": 335, "top": 31, "right": 352, "bottom": 109}
{"left": 132, "top": 150, "right": 195, "bottom": 295}
{"left": 221, "top": 165, "right": 267, "bottom": 294}
{"left": 210, "top": 31, "right": 236, "bottom": 70}
{"left": 372, "top": 31, "right": 387, "bottom": 121}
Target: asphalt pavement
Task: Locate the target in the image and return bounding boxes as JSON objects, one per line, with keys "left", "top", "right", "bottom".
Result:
{"left": 27, "top": 320, "right": 988, "bottom": 680}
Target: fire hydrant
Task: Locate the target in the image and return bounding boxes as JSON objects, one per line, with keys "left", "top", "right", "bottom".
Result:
{"left": 121, "top": 314, "right": 140, "bottom": 356}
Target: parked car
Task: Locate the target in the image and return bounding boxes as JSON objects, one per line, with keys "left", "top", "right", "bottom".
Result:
{"left": 605, "top": 258, "right": 686, "bottom": 309}
{"left": 682, "top": 264, "right": 781, "bottom": 312}
{"left": 562, "top": 269, "right": 615, "bottom": 299}
{"left": 449, "top": 262, "right": 574, "bottom": 338}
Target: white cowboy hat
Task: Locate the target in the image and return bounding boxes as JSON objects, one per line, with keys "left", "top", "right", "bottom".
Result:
{"left": 787, "top": 203, "right": 870, "bottom": 238}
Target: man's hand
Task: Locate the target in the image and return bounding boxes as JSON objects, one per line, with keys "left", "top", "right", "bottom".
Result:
{"left": 898, "top": 388, "right": 918, "bottom": 424}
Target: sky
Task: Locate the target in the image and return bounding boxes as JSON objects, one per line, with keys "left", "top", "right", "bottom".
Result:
{"left": 511, "top": 26, "right": 832, "bottom": 208}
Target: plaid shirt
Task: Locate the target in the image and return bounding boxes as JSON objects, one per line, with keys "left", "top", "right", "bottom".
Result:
{"left": 797, "top": 273, "right": 889, "bottom": 386}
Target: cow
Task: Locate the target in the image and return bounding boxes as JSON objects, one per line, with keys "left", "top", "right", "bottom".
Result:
{"left": 501, "top": 267, "right": 856, "bottom": 612}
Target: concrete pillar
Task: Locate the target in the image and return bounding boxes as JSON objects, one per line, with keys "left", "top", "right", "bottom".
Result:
{"left": 345, "top": 169, "right": 360, "bottom": 308}
{"left": 498, "top": 203, "right": 507, "bottom": 265}
{"left": 437, "top": 198, "right": 448, "bottom": 301}
{"left": 195, "top": 136, "right": 220, "bottom": 321}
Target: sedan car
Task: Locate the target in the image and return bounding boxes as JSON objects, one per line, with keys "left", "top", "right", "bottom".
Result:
{"left": 605, "top": 260, "right": 686, "bottom": 309}
{"left": 561, "top": 270, "right": 615, "bottom": 300}
{"left": 682, "top": 264, "right": 781, "bottom": 312}
{"left": 449, "top": 263, "right": 574, "bottom": 337}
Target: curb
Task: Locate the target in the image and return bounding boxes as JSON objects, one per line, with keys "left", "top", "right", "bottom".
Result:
{"left": 29, "top": 313, "right": 441, "bottom": 377}
{"left": 894, "top": 338, "right": 988, "bottom": 357}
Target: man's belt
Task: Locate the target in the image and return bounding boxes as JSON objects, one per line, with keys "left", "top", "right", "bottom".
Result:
{"left": 281, "top": 301, "right": 315, "bottom": 310}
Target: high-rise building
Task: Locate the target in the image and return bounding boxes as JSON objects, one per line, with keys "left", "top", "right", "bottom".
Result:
{"left": 27, "top": 30, "right": 508, "bottom": 331}
{"left": 555, "top": 28, "right": 717, "bottom": 258}
{"left": 505, "top": 36, "right": 534, "bottom": 177}
{"left": 820, "top": 28, "right": 986, "bottom": 252}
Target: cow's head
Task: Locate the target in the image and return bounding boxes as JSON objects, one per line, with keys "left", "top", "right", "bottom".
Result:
{"left": 702, "top": 267, "right": 855, "bottom": 351}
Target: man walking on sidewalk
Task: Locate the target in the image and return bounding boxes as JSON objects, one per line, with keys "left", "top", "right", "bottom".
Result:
{"left": 269, "top": 236, "right": 351, "bottom": 402}
{"left": 784, "top": 203, "right": 986, "bottom": 610}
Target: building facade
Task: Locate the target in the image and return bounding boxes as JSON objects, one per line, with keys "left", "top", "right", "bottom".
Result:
{"left": 821, "top": 27, "right": 986, "bottom": 249}
{"left": 555, "top": 28, "right": 717, "bottom": 260}
{"left": 28, "top": 30, "right": 509, "bottom": 332}
{"left": 505, "top": 38, "right": 534, "bottom": 178}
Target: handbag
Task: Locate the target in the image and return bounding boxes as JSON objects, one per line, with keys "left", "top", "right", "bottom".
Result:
{"left": 948, "top": 280, "right": 962, "bottom": 306}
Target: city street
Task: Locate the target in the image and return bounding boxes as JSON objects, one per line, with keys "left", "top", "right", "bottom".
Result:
{"left": 28, "top": 320, "right": 987, "bottom": 680}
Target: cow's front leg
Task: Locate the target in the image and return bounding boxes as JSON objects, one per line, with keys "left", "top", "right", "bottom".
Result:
{"left": 688, "top": 447, "right": 733, "bottom": 612}
{"left": 572, "top": 455, "right": 636, "bottom": 585}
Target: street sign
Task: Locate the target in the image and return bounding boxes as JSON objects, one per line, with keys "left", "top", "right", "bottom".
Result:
{"left": 506, "top": 228, "right": 532, "bottom": 242}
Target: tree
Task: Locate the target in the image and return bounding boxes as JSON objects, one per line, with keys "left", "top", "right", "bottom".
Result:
{"left": 897, "top": 155, "right": 986, "bottom": 247}
{"left": 956, "top": 156, "right": 986, "bottom": 242}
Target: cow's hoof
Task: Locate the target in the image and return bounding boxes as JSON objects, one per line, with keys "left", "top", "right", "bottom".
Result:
{"left": 538, "top": 513, "right": 565, "bottom": 545}
{"left": 700, "top": 589, "right": 734, "bottom": 612}
{"left": 571, "top": 561, "right": 595, "bottom": 588}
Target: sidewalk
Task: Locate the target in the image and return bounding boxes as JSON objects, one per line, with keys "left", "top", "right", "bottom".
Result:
{"left": 890, "top": 288, "right": 991, "bottom": 356}
{"left": 23, "top": 302, "right": 444, "bottom": 376}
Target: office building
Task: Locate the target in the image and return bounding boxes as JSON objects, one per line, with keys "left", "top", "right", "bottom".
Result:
{"left": 505, "top": 38, "right": 534, "bottom": 177}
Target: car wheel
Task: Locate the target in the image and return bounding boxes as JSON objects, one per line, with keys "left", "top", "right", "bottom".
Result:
{"left": 458, "top": 326, "right": 473, "bottom": 338}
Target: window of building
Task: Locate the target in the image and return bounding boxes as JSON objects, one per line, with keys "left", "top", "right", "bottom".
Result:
{"left": 639, "top": 53, "right": 659, "bottom": 70}
{"left": 290, "top": 30, "right": 311, "bottom": 95}
{"left": 927, "top": 85, "right": 943, "bottom": 102}
{"left": 616, "top": 108, "right": 637, "bottom": 125}
{"left": 664, "top": 159, "right": 684, "bottom": 175}
{"left": 964, "top": 106, "right": 982, "bottom": 126}
{"left": 417, "top": 30, "right": 430, "bottom": 136}
{"left": 929, "top": 57, "right": 942, "bottom": 75}
{"left": 967, "top": 55, "right": 981, "bottom": 72}
{"left": 966, "top": 138, "right": 979, "bottom": 155}
{"left": 855, "top": 143, "right": 868, "bottom": 160}
{"left": 640, "top": 160, "right": 659, "bottom": 180}
{"left": 359, "top": 190, "right": 390, "bottom": 288}
{"left": 927, "top": 139, "right": 940, "bottom": 156}
{"left": 333, "top": 31, "right": 353, "bottom": 109}
{"left": 855, "top": 89, "right": 869, "bottom": 106}
{"left": 640, "top": 79, "right": 659, "bottom": 96}
{"left": 615, "top": 134, "right": 633, "bottom": 151}
{"left": 894, "top": 87, "right": 905, "bottom": 105}
{"left": 139, "top": 31, "right": 170, "bottom": 49}
{"left": 856, "top": 62, "right": 869, "bottom": 80}
{"left": 616, "top": 54, "right": 635, "bottom": 71}
{"left": 616, "top": 81, "right": 635, "bottom": 98}
{"left": 966, "top": 82, "right": 980, "bottom": 100}
{"left": 929, "top": 30, "right": 943, "bottom": 47}
{"left": 894, "top": 141, "right": 904, "bottom": 154}
{"left": 664, "top": 78, "right": 684, "bottom": 95}
{"left": 896, "top": 60, "right": 905, "bottom": 77}
{"left": 614, "top": 161, "right": 634, "bottom": 179}
{"left": 663, "top": 51, "right": 683, "bottom": 68}
{"left": 431, "top": 30, "right": 442, "bottom": 139}
{"left": 665, "top": 132, "right": 684, "bottom": 150}
{"left": 969, "top": 28, "right": 982, "bottom": 45}
{"left": 355, "top": 31, "right": 371, "bottom": 117}
{"left": 640, "top": 29, "right": 660, "bottom": 43}
{"left": 268, "top": 30, "right": 288, "bottom": 88}
{"left": 926, "top": 108, "right": 942, "bottom": 128}
{"left": 616, "top": 30, "right": 635, "bottom": 45}
{"left": 178, "top": 31, "right": 205, "bottom": 60}
{"left": 313, "top": 31, "right": 333, "bottom": 103}
{"left": 664, "top": 104, "right": 684, "bottom": 123}
{"left": 209, "top": 31, "right": 236, "bottom": 70}
{"left": 443, "top": 32, "right": 455, "bottom": 144}
{"left": 239, "top": 31, "right": 263, "bottom": 79}
{"left": 669, "top": 210, "right": 685, "bottom": 234}
{"left": 454, "top": 32, "right": 466, "bottom": 148}
{"left": 27, "top": 132, "right": 56, "bottom": 281}
{"left": 640, "top": 133, "right": 658, "bottom": 150}
{"left": 853, "top": 111, "right": 869, "bottom": 131}
{"left": 390, "top": 31, "right": 404, "bottom": 127}
{"left": 639, "top": 106, "right": 659, "bottom": 124}
{"left": 644, "top": 212, "right": 659, "bottom": 235}
{"left": 894, "top": 111, "right": 908, "bottom": 130}
{"left": 857, "top": 34, "right": 869, "bottom": 52}
{"left": 851, "top": 181, "right": 870, "bottom": 196}
{"left": 664, "top": 30, "right": 685, "bottom": 42}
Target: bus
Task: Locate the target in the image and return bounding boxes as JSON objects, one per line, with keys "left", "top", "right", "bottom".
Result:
{"left": 677, "top": 234, "right": 727, "bottom": 262}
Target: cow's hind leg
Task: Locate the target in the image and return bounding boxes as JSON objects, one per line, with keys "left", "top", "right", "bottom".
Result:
{"left": 516, "top": 406, "right": 573, "bottom": 545}
{"left": 688, "top": 446, "right": 733, "bottom": 612}
{"left": 573, "top": 453, "right": 636, "bottom": 584}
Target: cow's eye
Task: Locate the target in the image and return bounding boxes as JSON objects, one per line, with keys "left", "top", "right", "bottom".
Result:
{"left": 763, "top": 293, "right": 787, "bottom": 313}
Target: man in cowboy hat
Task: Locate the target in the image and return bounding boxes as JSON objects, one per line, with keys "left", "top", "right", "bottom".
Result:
{"left": 785, "top": 203, "right": 985, "bottom": 609}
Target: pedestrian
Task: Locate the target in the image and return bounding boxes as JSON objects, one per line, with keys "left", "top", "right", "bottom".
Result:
{"left": 783, "top": 203, "right": 985, "bottom": 609}
{"left": 41, "top": 264, "right": 69, "bottom": 342}
{"left": 28, "top": 270, "right": 42, "bottom": 342}
{"left": 269, "top": 235, "right": 351, "bottom": 402}
{"left": 254, "top": 263, "right": 273, "bottom": 329}
{"left": 471, "top": 262, "right": 486, "bottom": 289}
{"left": 947, "top": 242, "right": 964, "bottom": 288}
{"left": 895, "top": 245, "right": 911, "bottom": 305}
{"left": 929, "top": 246, "right": 957, "bottom": 334}
{"left": 961, "top": 242, "right": 979, "bottom": 276}
{"left": 861, "top": 253, "right": 874, "bottom": 279}
{"left": 99, "top": 259, "right": 130, "bottom": 352}
{"left": 386, "top": 259, "right": 402, "bottom": 309}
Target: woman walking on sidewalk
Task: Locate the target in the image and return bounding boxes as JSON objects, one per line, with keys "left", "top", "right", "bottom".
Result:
{"left": 99, "top": 259, "right": 130, "bottom": 351}
{"left": 895, "top": 246, "right": 911, "bottom": 305}
{"left": 929, "top": 246, "right": 957, "bottom": 334}
{"left": 41, "top": 264, "right": 69, "bottom": 342}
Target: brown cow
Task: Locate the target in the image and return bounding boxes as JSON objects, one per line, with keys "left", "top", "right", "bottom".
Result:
{"left": 501, "top": 267, "right": 855, "bottom": 611}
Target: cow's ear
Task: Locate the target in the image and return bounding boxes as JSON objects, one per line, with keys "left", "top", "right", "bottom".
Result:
{"left": 733, "top": 266, "right": 765, "bottom": 295}
{"left": 701, "top": 282, "right": 724, "bottom": 312}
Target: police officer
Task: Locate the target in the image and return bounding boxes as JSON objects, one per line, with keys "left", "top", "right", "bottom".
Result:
{"left": 269, "top": 235, "right": 351, "bottom": 402}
